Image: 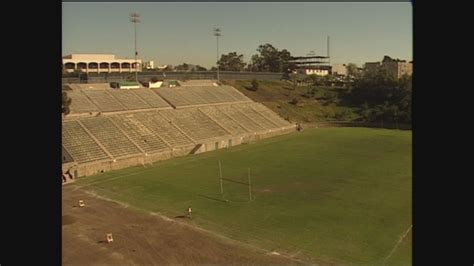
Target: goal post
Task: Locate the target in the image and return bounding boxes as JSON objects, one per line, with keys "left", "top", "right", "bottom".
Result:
{"left": 218, "top": 160, "right": 253, "bottom": 202}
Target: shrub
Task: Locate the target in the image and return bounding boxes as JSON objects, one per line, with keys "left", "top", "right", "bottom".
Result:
{"left": 250, "top": 79, "right": 259, "bottom": 91}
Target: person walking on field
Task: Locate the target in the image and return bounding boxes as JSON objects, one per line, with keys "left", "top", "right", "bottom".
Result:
{"left": 187, "top": 206, "right": 192, "bottom": 219}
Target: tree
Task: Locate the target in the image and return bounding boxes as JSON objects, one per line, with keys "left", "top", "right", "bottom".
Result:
{"left": 248, "top": 43, "right": 294, "bottom": 73}
{"left": 250, "top": 79, "right": 259, "bottom": 91}
{"left": 217, "top": 52, "right": 246, "bottom": 71}
{"left": 346, "top": 63, "right": 358, "bottom": 77}
{"left": 278, "top": 49, "right": 296, "bottom": 74}
{"left": 62, "top": 91, "right": 72, "bottom": 116}
{"left": 175, "top": 63, "right": 190, "bottom": 71}
{"left": 349, "top": 69, "right": 411, "bottom": 123}
{"left": 194, "top": 65, "right": 207, "bottom": 71}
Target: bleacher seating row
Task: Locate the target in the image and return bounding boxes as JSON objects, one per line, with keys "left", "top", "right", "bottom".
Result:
{"left": 66, "top": 87, "right": 172, "bottom": 114}
{"left": 65, "top": 84, "right": 251, "bottom": 114}
{"left": 62, "top": 102, "right": 293, "bottom": 164}
{"left": 156, "top": 86, "right": 251, "bottom": 107}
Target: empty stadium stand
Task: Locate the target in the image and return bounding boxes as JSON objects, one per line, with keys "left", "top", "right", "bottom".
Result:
{"left": 132, "top": 89, "right": 172, "bottom": 109}
{"left": 156, "top": 86, "right": 252, "bottom": 108}
{"left": 134, "top": 111, "right": 195, "bottom": 147}
{"left": 82, "top": 89, "right": 126, "bottom": 112}
{"left": 215, "top": 105, "right": 265, "bottom": 132}
{"left": 62, "top": 120, "right": 110, "bottom": 163}
{"left": 178, "top": 79, "right": 217, "bottom": 87}
{"left": 107, "top": 89, "right": 152, "bottom": 110}
{"left": 62, "top": 82, "right": 295, "bottom": 178}
{"left": 80, "top": 117, "right": 142, "bottom": 158}
{"left": 67, "top": 90, "right": 99, "bottom": 114}
{"left": 109, "top": 114, "right": 171, "bottom": 153}
{"left": 159, "top": 108, "right": 231, "bottom": 141}
{"left": 198, "top": 106, "right": 249, "bottom": 135}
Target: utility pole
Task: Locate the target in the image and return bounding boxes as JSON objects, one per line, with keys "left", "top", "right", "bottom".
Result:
{"left": 130, "top": 13, "right": 140, "bottom": 83}
{"left": 213, "top": 28, "right": 221, "bottom": 83}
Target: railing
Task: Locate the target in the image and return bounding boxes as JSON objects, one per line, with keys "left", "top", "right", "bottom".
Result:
{"left": 62, "top": 71, "right": 284, "bottom": 84}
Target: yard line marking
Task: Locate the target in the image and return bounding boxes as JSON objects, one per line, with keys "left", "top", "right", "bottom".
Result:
{"left": 382, "top": 224, "right": 412, "bottom": 265}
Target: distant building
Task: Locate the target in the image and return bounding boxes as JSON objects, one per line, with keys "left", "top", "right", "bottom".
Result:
{"left": 143, "top": 60, "right": 155, "bottom": 70}
{"left": 364, "top": 56, "right": 412, "bottom": 79}
{"left": 290, "top": 55, "right": 331, "bottom": 76}
{"left": 364, "top": 62, "right": 382, "bottom": 73}
{"left": 295, "top": 66, "right": 331, "bottom": 76}
{"left": 62, "top": 54, "right": 142, "bottom": 73}
{"left": 331, "top": 64, "right": 347, "bottom": 76}
{"left": 382, "top": 59, "right": 412, "bottom": 79}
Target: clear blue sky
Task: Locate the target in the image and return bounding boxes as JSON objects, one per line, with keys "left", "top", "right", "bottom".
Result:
{"left": 62, "top": 2, "right": 412, "bottom": 68}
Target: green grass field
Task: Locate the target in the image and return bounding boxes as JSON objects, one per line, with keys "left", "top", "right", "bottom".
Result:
{"left": 75, "top": 127, "right": 412, "bottom": 265}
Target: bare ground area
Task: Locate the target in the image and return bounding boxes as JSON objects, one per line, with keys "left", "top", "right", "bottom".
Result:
{"left": 62, "top": 184, "right": 308, "bottom": 265}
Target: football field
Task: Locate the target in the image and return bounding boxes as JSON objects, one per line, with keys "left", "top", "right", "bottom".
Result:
{"left": 74, "top": 127, "right": 412, "bottom": 265}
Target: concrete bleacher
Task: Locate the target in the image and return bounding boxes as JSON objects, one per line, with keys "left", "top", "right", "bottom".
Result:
{"left": 132, "top": 89, "right": 172, "bottom": 109}
{"left": 249, "top": 103, "right": 291, "bottom": 127}
{"left": 179, "top": 79, "right": 217, "bottom": 87}
{"left": 208, "top": 87, "right": 239, "bottom": 103}
{"left": 156, "top": 86, "right": 252, "bottom": 108}
{"left": 74, "top": 83, "right": 115, "bottom": 90}
{"left": 80, "top": 116, "right": 142, "bottom": 158}
{"left": 192, "top": 86, "right": 222, "bottom": 103}
{"left": 62, "top": 146, "right": 74, "bottom": 164}
{"left": 155, "top": 88, "right": 192, "bottom": 107}
{"left": 215, "top": 105, "right": 265, "bottom": 132}
{"left": 62, "top": 82, "right": 296, "bottom": 176}
{"left": 181, "top": 90, "right": 209, "bottom": 105}
{"left": 199, "top": 106, "right": 249, "bottom": 135}
{"left": 108, "top": 114, "right": 171, "bottom": 153}
{"left": 67, "top": 90, "right": 99, "bottom": 113}
{"left": 234, "top": 104, "right": 280, "bottom": 130}
{"left": 220, "top": 85, "right": 251, "bottom": 102}
{"left": 82, "top": 90, "right": 126, "bottom": 112}
{"left": 160, "top": 108, "right": 231, "bottom": 141}
{"left": 107, "top": 89, "right": 152, "bottom": 110}
{"left": 62, "top": 120, "right": 110, "bottom": 163}
{"left": 134, "top": 111, "right": 195, "bottom": 147}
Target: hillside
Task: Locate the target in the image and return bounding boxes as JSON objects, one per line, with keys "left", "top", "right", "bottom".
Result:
{"left": 223, "top": 80, "right": 361, "bottom": 123}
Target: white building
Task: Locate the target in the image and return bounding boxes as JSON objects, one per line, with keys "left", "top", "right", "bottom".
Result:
{"left": 294, "top": 66, "right": 330, "bottom": 76}
{"left": 62, "top": 54, "right": 142, "bottom": 73}
{"left": 143, "top": 60, "right": 155, "bottom": 70}
{"left": 331, "top": 64, "right": 347, "bottom": 76}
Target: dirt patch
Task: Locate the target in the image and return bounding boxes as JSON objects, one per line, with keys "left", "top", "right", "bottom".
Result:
{"left": 62, "top": 215, "right": 76, "bottom": 226}
{"left": 62, "top": 184, "right": 305, "bottom": 265}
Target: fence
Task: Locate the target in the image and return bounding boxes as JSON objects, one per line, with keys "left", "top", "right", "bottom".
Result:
{"left": 62, "top": 71, "right": 284, "bottom": 84}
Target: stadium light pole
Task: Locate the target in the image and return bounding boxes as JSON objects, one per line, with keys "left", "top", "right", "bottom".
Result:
{"left": 213, "top": 28, "right": 221, "bottom": 83}
{"left": 130, "top": 12, "right": 140, "bottom": 83}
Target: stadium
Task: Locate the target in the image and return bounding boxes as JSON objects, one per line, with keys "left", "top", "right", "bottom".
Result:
{"left": 62, "top": 80, "right": 411, "bottom": 265}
